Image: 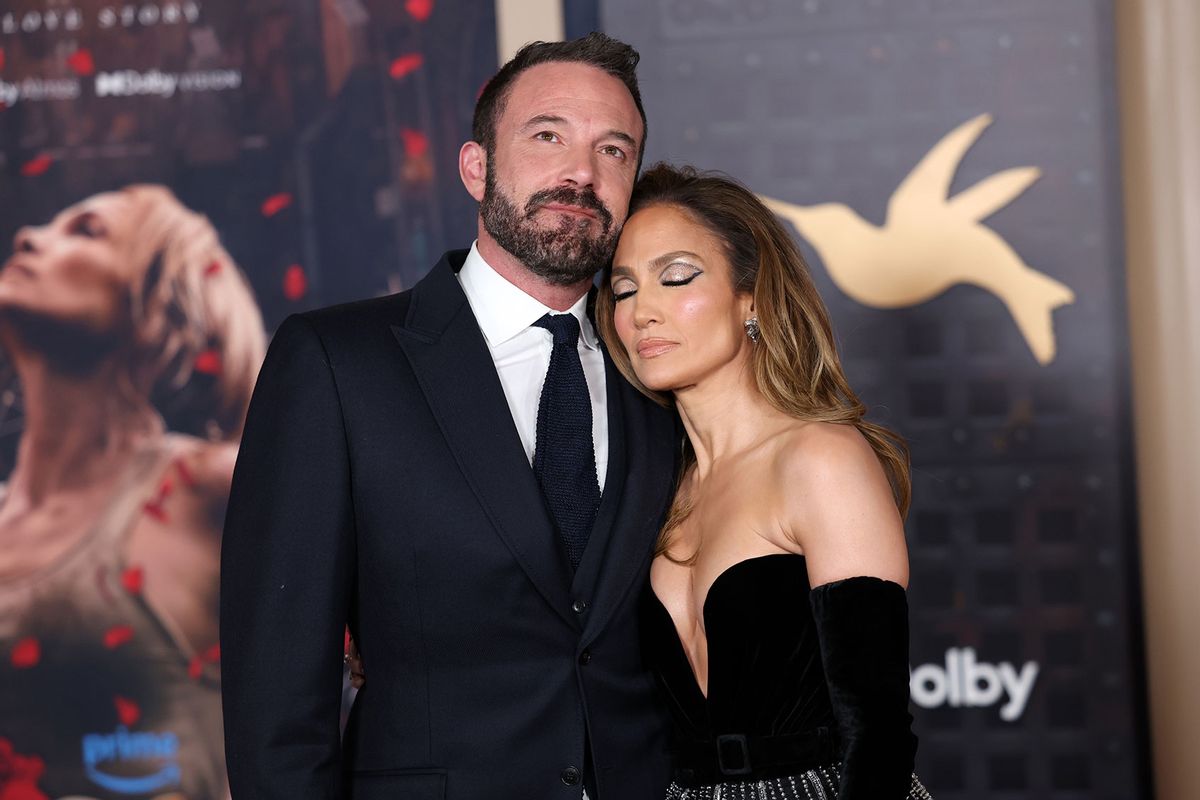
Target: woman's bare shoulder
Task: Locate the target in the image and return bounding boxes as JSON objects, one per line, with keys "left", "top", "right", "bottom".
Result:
{"left": 769, "top": 420, "right": 908, "bottom": 586}
{"left": 770, "top": 420, "right": 883, "bottom": 488}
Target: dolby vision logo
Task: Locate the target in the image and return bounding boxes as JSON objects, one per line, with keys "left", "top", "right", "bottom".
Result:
{"left": 910, "top": 647, "right": 1039, "bottom": 722}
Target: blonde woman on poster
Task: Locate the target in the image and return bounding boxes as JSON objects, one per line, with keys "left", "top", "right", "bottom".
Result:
{"left": 0, "top": 185, "right": 263, "bottom": 800}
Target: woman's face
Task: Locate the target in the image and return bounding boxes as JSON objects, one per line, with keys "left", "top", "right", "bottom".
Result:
{"left": 610, "top": 204, "right": 754, "bottom": 393}
{"left": 0, "top": 192, "right": 141, "bottom": 335}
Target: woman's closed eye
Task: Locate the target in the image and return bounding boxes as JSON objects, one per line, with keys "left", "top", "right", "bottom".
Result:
{"left": 611, "top": 277, "right": 637, "bottom": 301}
{"left": 661, "top": 263, "right": 702, "bottom": 286}
{"left": 69, "top": 212, "right": 108, "bottom": 239}
{"left": 612, "top": 264, "right": 703, "bottom": 301}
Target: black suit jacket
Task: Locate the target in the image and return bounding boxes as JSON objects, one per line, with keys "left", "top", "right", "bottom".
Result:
{"left": 220, "top": 251, "right": 678, "bottom": 799}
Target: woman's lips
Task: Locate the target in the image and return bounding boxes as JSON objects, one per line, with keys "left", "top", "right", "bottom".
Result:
{"left": 636, "top": 338, "right": 678, "bottom": 358}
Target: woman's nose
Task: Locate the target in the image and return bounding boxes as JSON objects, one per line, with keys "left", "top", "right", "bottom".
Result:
{"left": 13, "top": 226, "right": 39, "bottom": 254}
{"left": 631, "top": 293, "right": 661, "bottom": 328}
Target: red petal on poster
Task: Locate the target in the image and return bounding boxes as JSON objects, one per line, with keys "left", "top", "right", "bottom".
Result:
{"left": 114, "top": 696, "right": 141, "bottom": 726}
{"left": 174, "top": 457, "right": 196, "bottom": 487}
{"left": 282, "top": 264, "right": 308, "bottom": 301}
{"left": 103, "top": 625, "right": 134, "bottom": 650}
{"left": 260, "top": 192, "right": 293, "bottom": 217}
{"left": 0, "top": 47, "right": 6, "bottom": 71}
{"left": 0, "top": 740, "right": 48, "bottom": 800}
{"left": 202, "top": 643, "right": 221, "bottom": 662}
{"left": 188, "top": 656, "right": 203, "bottom": 680}
{"left": 6, "top": 778, "right": 50, "bottom": 800}
{"left": 405, "top": 0, "right": 434, "bottom": 22}
{"left": 400, "top": 128, "right": 429, "bottom": 159}
{"left": 204, "top": 260, "right": 222, "bottom": 276}
{"left": 67, "top": 48, "right": 95, "bottom": 76}
{"left": 143, "top": 500, "right": 167, "bottom": 522}
{"left": 194, "top": 349, "right": 223, "bottom": 375}
{"left": 121, "top": 566, "right": 144, "bottom": 595}
{"left": 20, "top": 155, "right": 53, "bottom": 177}
{"left": 11, "top": 637, "right": 40, "bottom": 669}
{"left": 388, "top": 53, "right": 424, "bottom": 80}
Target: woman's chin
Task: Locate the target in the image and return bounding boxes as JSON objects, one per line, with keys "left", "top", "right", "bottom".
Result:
{"left": 632, "top": 368, "right": 685, "bottom": 394}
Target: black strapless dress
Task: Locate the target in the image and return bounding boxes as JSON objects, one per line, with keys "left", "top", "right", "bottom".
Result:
{"left": 641, "top": 554, "right": 932, "bottom": 800}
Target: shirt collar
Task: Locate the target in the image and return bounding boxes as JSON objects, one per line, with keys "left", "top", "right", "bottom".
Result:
{"left": 457, "top": 241, "right": 600, "bottom": 351}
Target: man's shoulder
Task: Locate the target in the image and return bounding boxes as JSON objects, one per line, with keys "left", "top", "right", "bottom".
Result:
{"left": 301, "top": 291, "right": 410, "bottom": 330}
{"left": 295, "top": 250, "right": 470, "bottom": 341}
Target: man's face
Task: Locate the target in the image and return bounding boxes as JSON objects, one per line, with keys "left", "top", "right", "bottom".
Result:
{"left": 477, "top": 61, "right": 643, "bottom": 285}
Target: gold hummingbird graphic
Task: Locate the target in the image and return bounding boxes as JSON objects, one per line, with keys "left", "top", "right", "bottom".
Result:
{"left": 760, "top": 113, "right": 1075, "bottom": 365}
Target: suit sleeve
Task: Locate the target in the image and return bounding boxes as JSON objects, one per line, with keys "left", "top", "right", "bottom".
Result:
{"left": 220, "top": 313, "right": 356, "bottom": 799}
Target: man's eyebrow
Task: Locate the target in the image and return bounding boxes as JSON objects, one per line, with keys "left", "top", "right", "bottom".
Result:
{"left": 520, "top": 114, "right": 568, "bottom": 131}
{"left": 519, "top": 116, "right": 638, "bottom": 150}
{"left": 603, "top": 129, "right": 638, "bottom": 150}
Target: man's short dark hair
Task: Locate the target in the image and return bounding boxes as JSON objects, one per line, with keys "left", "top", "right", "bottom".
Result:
{"left": 472, "top": 32, "right": 647, "bottom": 167}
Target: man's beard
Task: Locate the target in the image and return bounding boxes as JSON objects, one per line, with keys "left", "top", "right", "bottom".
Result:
{"left": 480, "top": 162, "right": 618, "bottom": 286}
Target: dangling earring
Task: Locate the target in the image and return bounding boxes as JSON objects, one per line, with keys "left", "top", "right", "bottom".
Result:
{"left": 743, "top": 317, "right": 760, "bottom": 343}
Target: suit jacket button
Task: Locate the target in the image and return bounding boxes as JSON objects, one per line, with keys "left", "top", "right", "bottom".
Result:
{"left": 578, "top": 649, "right": 592, "bottom": 665}
{"left": 572, "top": 599, "right": 589, "bottom": 613}
{"left": 561, "top": 767, "right": 581, "bottom": 786}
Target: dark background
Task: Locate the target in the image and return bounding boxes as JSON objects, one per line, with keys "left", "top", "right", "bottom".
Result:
{"left": 601, "top": 1, "right": 1147, "bottom": 797}
{"left": 0, "top": 1, "right": 1148, "bottom": 797}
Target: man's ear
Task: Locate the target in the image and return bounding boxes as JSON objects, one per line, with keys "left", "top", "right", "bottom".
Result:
{"left": 459, "top": 141, "right": 487, "bottom": 202}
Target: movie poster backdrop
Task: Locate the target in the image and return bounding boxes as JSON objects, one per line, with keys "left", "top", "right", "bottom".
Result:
{"left": 0, "top": 1, "right": 496, "bottom": 796}
{"left": 1, "top": 1, "right": 1149, "bottom": 799}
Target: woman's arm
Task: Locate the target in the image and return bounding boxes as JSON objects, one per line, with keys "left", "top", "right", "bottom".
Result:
{"left": 779, "top": 422, "right": 917, "bottom": 799}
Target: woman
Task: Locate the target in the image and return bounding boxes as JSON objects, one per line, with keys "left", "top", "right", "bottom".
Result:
{"left": 594, "top": 164, "right": 930, "bottom": 799}
{"left": 0, "top": 186, "right": 264, "bottom": 799}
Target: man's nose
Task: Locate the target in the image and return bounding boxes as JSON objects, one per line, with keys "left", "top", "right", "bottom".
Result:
{"left": 558, "top": 144, "right": 597, "bottom": 188}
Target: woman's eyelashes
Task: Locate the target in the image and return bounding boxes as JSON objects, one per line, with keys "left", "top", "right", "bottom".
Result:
{"left": 612, "top": 279, "right": 636, "bottom": 301}
{"left": 69, "top": 212, "right": 107, "bottom": 239}
{"left": 611, "top": 265, "right": 703, "bottom": 302}
{"left": 661, "top": 266, "right": 702, "bottom": 286}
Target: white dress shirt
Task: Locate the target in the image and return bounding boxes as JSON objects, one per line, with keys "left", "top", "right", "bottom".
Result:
{"left": 456, "top": 242, "right": 608, "bottom": 491}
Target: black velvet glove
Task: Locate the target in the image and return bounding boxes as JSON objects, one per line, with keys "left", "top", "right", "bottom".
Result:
{"left": 809, "top": 576, "right": 919, "bottom": 799}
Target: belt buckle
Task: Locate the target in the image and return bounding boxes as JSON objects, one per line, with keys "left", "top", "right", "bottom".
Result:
{"left": 715, "top": 733, "right": 752, "bottom": 776}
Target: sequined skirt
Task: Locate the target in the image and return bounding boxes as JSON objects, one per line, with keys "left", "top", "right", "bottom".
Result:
{"left": 664, "top": 765, "right": 933, "bottom": 800}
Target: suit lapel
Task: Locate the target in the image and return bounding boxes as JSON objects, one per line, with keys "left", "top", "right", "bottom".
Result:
{"left": 391, "top": 254, "right": 575, "bottom": 628}
{"left": 581, "top": 356, "right": 678, "bottom": 643}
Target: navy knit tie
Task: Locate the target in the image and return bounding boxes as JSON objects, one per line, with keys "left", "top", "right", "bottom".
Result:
{"left": 532, "top": 313, "right": 600, "bottom": 570}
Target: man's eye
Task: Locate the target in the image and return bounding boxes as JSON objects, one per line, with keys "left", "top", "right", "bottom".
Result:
{"left": 534, "top": 131, "right": 561, "bottom": 143}
{"left": 601, "top": 144, "right": 626, "bottom": 160}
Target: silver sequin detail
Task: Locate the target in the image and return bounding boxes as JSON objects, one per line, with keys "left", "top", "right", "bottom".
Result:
{"left": 663, "top": 769, "right": 932, "bottom": 800}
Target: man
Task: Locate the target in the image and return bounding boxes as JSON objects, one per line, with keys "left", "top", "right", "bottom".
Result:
{"left": 220, "top": 33, "right": 679, "bottom": 799}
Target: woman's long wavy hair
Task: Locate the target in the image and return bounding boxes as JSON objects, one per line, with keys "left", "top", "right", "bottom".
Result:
{"left": 121, "top": 185, "right": 266, "bottom": 440}
{"left": 595, "top": 164, "right": 910, "bottom": 560}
